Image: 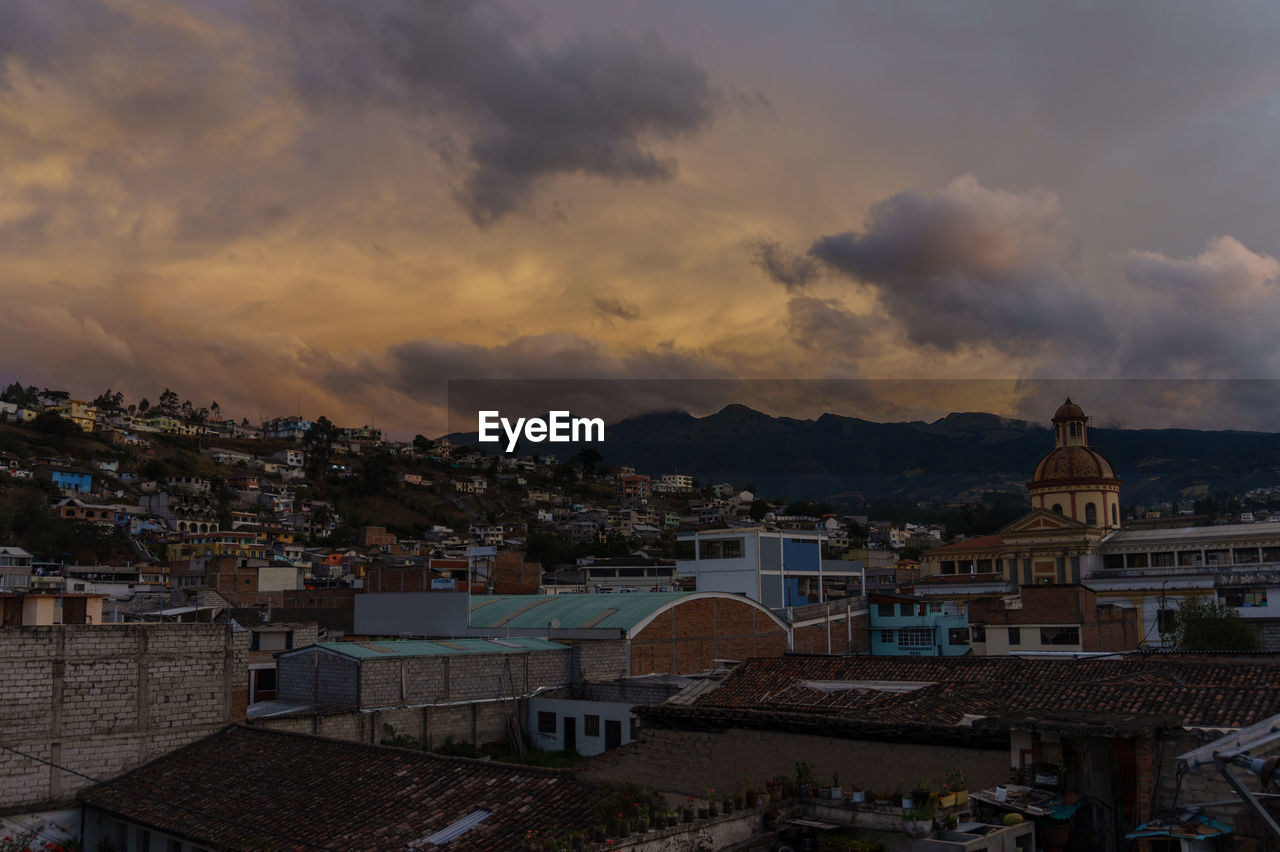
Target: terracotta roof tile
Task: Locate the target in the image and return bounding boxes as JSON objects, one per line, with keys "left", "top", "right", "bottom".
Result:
{"left": 676, "top": 655, "right": 1280, "bottom": 732}
{"left": 78, "top": 726, "right": 600, "bottom": 851}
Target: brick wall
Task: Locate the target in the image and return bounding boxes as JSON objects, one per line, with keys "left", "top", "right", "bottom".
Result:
{"left": 0, "top": 624, "right": 248, "bottom": 809}
{"left": 630, "top": 597, "right": 790, "bottom": 675}
{"left": 581, "top": 726, "right": 1008, "bottom": 799}
{"left": 792, "top": 611, "right": 870, "bottom": 655}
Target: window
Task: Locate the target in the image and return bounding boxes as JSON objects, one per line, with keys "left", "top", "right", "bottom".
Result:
{"left": 879, "top": 630, "right": 895, "bottom": 644}
{"left": 537, "top": 712, "right": 556, "bottom": 734}
{"left": 584, "top": 714, "right": 600, "bottom": 737}
{"left": 1085, "top": 503, "right": 1097, "bottom": 525}
{"left": 897, "top": 628, "right": 932, "bottom": 648}
{"left": 877, "top": 603, "right": 895, "bottom": 618}
{"left": 700, "top": 538, "right": 743, "bottom": 559}
{"left": 1156, "top": 607, "right": 1177, "bottom": 635}
{"left": 1051, "top": 504, "right": 1063, "bottom": 514}
{"left": 630, "top": 719, "right": 638, "bottom": 741}
{"left": 948, "top": 628, "right": 970, "bottom": 646}
{"left": 970, "top": 625, "right": 986, "bottom": 642}
{"left": 1069, "top": 422, "right": 1082, "bottom": 438}
{"left": 1040, "top": 626, "right": 1080, "bottom": 646}
{"left": 1111, "top": 504, "right": 1118, "bottom": 526}
{"left": 1007, "top": 627, "right": 1021, "bottom": 645}
{"left": 250, "top": 633, "right": 260, "bottom": 651}
{"left": 169, "top": 840, "right": 182, "bottom": 852}
{"left": 900, "top": 603, "right": 915, "bottom": 617}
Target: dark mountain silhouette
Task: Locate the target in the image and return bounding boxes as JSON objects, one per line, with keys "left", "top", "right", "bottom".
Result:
{"left": 448, "top": 405, "right": 1280, "bottom": 509}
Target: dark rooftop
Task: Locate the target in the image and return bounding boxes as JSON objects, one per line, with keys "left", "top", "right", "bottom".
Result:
{"left": 78, "top": 725, "right": 600, "bottom": 851}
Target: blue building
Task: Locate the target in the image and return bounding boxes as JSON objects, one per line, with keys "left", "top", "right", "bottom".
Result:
{"left": 43, "top": 467, "right": 92, "bottom": 494}
{"left": 869, "top": 592, "right": 970, "bottom": 656}
{"left": 676, "top": 527, "right": 834, "bottom": 608}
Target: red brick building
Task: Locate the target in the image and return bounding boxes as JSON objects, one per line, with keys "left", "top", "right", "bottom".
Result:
{"left": 966, "top": 583, "right": 1139, "bottom": 655}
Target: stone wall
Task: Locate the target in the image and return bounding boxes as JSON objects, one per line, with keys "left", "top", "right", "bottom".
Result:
{"left": 581, "top": 727, "right": 1008, "bottom": 800}
{"left": 0, "top": 624, "right": 248, "bottom": 810}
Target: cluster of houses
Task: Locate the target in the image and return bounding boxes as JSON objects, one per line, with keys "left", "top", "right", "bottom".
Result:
{"left": 6, "top": 397, "right": 1280, "bottom": 848}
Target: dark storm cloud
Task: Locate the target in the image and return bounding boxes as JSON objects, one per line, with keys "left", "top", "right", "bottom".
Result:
{"left": 1119, "top": 236, "right": 1280, "bottom": 378}
{"left": 786, "top": 296, "right": 874, "bottom": 354}
{"left": 748, "top": 238, "right": 821, "bottom": 291}
{"left": 292, "top": 1, "right": 716, "bottom": 225}
{"left": 806, "top": 175, "right": 1104, "bottom": 353}
{"left": 592, "top": 297, "right": 642, "bottom": 322}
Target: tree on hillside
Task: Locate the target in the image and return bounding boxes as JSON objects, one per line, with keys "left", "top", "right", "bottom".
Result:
{"left": 38, "top": 388, "right": 70, "bottom": 406}
{"left": 138, "top": 398, "right": 151, "bottom": 413}
{"left": 93, "top": 389, "right": 125, "bottom": 412}
{"left": 749, "top": 499, "right": 770, "bottom": 522}
{"left": 575, "top": 447, "right": 603, "bottom": 476}
{"left": 303, "top": 416, "right": 338, "bottom": 478}
{"left": 156, "top": 388, "right": 180, "bottom": 416}
{"left": 1, "top": 383, "right": 41, "bottom": 407}
{"left": 412, "top": 434, "right": 434, "bottom": 455}
{"left": 1166, "top": 595, "right": 1260, "bottom": 651}
{"left": 30, "top": 410, "right": 81, "bottom": 437}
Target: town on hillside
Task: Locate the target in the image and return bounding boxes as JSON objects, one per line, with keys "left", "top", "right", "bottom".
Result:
{"left": 3, "top": 389, "right": 1280, "bottom": 850}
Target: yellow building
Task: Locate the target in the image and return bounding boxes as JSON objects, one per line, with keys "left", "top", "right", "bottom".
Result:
{"left": 1027, "top": 398, "right": 1122, "bottom": 530}
{"left": 49, "top": 400, "right": 100, "bottom": 432}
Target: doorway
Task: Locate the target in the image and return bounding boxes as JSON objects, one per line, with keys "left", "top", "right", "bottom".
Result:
{"left": 564, "top": 716, "right": 577, "bottom": 753}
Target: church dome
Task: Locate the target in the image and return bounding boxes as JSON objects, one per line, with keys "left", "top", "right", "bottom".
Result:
{"left": 1031, "top": 445, "right": 1118, "bottom": 484}
{"left": 1052, "top": 398, "right": 1085, "bottom": 422}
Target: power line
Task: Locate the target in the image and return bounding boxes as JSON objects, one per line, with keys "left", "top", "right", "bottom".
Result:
{"left": 0, "top": 742, "right": 338, "bottom": 852}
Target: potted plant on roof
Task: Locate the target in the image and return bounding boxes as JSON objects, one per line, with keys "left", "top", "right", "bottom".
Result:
{"left": 829, "top": 771, "right": 843, "bottom": 800}
{"left": 795, "top": 761, "right": 816, "bottom": 797}
{"left": 635, "top": 803, "right": 650, "bottom": 833}
{"left": 902, "top": 803, "right": 935, "bottom": 838}
{"left": 911, "top": 779, "right": 931, "bottom": 809}
{"left": 941, "top": 767, "right": 968, "bottom": 807}
{"left": 743, "top": 769, "right": 759, "bottom": 808}
{"left": 849, "top": 780, "right": 866, "bottom": 804}
{"left": 683, "top": 797, "right": 695, "bottom": 823}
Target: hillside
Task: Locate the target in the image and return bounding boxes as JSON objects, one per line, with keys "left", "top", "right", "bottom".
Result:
{"left": 448, "top": 405, "right": 1280, "bottom": 509}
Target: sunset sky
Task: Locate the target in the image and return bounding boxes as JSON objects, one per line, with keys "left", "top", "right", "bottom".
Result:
{"left": 4, "top": 1, "right": 1280, "bottom": 437}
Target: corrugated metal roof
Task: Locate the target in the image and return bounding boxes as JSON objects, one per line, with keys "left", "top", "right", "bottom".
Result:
{"left": 312, "top": 637, "right": 567, "bottom": 659}
{"left": 468, "top": 592, "right": 692, "bottom": 631}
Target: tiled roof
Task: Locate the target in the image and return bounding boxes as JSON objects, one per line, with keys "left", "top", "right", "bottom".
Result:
{"left": 930, "top": 534, "right": 1005, "bottom": 553}
{"left": 661, "top": 654, "right": 1280, "bottom": 731}
{"left": 78, "top": 726, "right": 600, "bottom": 852}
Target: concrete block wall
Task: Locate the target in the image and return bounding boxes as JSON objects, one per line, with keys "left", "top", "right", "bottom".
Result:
{"left": 0, "top": 624, "right": 249, "bottom": 809}
{"left": 276, "top": 648, "right": 360, "bottom": 706}
{"left": 357, "top": 648, "right": 571, "bottom": 708}
{"left": 250, "top": 701, "right": 517, "bottom": 751}
{"left": 582, "top": 727, "right": 1008, "bottom": 800}
{"left": 572, "top": 640, "right": 630, "bottom": 682}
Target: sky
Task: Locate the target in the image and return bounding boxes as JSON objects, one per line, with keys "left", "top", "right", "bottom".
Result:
{"left": 4, "top": 1, "right": 1280, "bottom": 437}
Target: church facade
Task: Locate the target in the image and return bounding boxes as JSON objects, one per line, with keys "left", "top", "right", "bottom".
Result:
{"left": 919, "top": 399, "right": 1280, "bottom": 649}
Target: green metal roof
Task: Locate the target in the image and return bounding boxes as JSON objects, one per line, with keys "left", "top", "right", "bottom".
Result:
{"left": 468, "top": 592, "right": 693, "bottom": 632}
{"left": 312, "top": 637, "right": 567, "bottom": 659}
